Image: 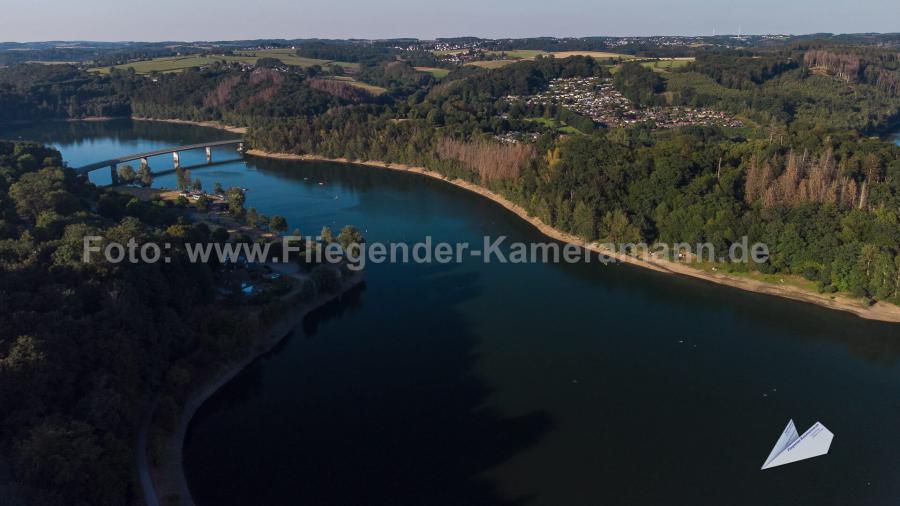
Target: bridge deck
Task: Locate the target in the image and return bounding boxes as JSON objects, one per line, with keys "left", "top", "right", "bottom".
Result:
{"left": 76, "top": 139, "right": 244, "bottom": 173}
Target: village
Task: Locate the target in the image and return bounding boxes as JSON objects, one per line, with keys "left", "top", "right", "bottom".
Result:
{"left": 505, "top": 76, "right": 744, "bottom": 129}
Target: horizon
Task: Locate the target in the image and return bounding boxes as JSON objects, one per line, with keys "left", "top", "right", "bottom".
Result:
{"left": 2, "top": 0, "right": 898, "bottom": 43}
{"left": 3, "top": 2, "right": 900, "bottom": 505}
{"left": 3, "top": 32, "right": 900, "bottom": 45}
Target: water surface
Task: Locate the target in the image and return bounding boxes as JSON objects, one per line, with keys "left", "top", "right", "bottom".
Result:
{"left": 3, "top": 120, "right": 899, "bottom": 506}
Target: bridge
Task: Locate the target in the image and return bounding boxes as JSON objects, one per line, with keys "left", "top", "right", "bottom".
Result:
{"left": 75, "top": 139, "right": 245, "bottom": 185}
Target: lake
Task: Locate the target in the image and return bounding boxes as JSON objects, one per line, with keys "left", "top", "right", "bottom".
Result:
{"left": 3, "top": 119, "right": 899, "bottom": 506}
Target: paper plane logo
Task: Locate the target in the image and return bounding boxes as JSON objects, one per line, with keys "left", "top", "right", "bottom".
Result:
{"left": 761, "top": 419, "right": 834, "bottom": 470}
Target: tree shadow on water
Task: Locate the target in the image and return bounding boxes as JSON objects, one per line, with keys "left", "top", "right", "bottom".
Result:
{"left": 185, "top": 268, "right": 552, "bottom": 506}
{"left": 300, "top": 280, "right": 368, "bottom": 338}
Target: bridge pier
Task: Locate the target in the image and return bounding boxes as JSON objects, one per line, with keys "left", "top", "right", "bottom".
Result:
{"left": 75, "top": 138, "right": 245, "bottom": 180}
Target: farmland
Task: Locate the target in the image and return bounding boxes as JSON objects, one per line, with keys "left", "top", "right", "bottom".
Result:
{"left": 331, "top": 76, "right": 387, "bottom": 95}
{"left": 466, "top": 59, "right": 517, "bottom": 69}
{"left": 414, "top": 66, "right": 450, "bottom": 78}
{"left": 465, "top": 49, "right": 637, "bottom": 70}
{"left": 89, "top": 48, "right": 357, "bottom": 75}
{"left": 90, "top": 55, "right": 251, "bottom": 74}
{"left": 486, "top": 49, "right": 635, "bottom": 61}
{"left": 549, "top": 50, "right": 635, "bottom": 60}
{"left": 608, "top": 57, "right": 695, "bottom": 74}
{"left": 234, "top": 48, "right": 359, "bottom": 69}
{"left": 638, "top": 57, "right": 693, "bottom": 72}
{"left": 486, "top": 49, "right": 548, "bottom": 59}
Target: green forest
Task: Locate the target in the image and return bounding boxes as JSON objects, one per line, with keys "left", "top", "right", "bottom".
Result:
{"left": 0, "top": 141, "right": 259, "bottom": 504}
{"left": 241, "top": 49, "right": 900, "bottom": 303}
{"left": 2, "top": 42, "right": 900, "bottom": 302}
{"left": 0, "top": 140, "right": 355, "bottom": 505}
{"left": 1, "top": 36, "right": 900, "bottom": 504}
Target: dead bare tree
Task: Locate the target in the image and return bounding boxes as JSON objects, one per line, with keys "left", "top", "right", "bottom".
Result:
{"left": 436, "top": 138, "right": 536, "bottom": 184}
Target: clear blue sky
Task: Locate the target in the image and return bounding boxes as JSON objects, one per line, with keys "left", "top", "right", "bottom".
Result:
{"left": 2, "top": 0, "right": 897, "bottom": 42}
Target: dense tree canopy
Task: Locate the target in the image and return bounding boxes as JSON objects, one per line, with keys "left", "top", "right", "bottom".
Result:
{"left": 0, "top": 142, "right": 268, "bottom": 505}
{"left": 0, "top": 64, "right": 132, "bottom": 121}
{"left": 1, "top": 39, "right": 900, "bottom": 503}
{"left": 613, "top": 61, "right": 665, "bottom": 105}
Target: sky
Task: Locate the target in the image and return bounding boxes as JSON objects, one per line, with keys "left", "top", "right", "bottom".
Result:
{"left": 1, "top": 0, "right": 897, "bottom": 42}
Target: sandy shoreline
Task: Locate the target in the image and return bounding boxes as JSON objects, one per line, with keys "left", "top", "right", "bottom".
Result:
{"left": 1, "top": 116, "right": 249, "bottom": 134}
{"left": 127, "top": 118, "right": 898, "bottom": 505}
{"left": 245, "top": 149, "right": 900, "bottom": 323}
{"left": 140, "top": 272, "right": 364, "bottom": 506}
{"left": 132, "top": 116, "right": 248, "bottom": 135}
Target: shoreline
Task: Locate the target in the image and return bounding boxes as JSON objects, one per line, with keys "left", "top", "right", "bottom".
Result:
{"left": 131, "top": 116, "right": 248, "bottom": 135}
{"left": 0, "top": 115, "right": 129, "bottom": 127}
{"left": 122, "top": 118, "right": 899, "bottom": 505}
{"left": 140, "top": 271, "right": 364, "bottom": 506}
{"left": 0, "top": 116, "right": 248, "bottom": 134}
{"left": 120, "top": 116, "right": 900, "bottom": 320}
{"left": 245, "top": 149, "right": 900, "bottom": 324}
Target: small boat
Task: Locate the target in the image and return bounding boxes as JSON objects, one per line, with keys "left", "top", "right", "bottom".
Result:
{"left": 761, "top": 419, "right": 833, "bottom": 470}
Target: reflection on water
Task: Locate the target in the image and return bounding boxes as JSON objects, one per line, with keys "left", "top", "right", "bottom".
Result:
{"left": 188, "top": 272, "right": 553, "bottom": 506}
{"left": 1, "top": 118, "right": 227, "bottom": 148}
{"left": 3, "top": 120, "right": 900, "bottom": 506}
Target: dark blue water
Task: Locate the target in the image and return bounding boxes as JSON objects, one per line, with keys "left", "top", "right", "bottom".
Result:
{"left": 3, "top": 120, "right": 899, "bottom": 506}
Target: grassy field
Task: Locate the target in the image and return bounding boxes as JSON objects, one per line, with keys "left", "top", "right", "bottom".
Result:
{"left": 466, "top": 60, "right": 517, "bottom": 69}
{"left": 89, "top": 49, "right": 383, "bottom": 95}
{"left": 528, "top": 117, "right": 585, "bottom": 135}
{"left": 640, "top": 58, "right": 693, "bottom": 72}
{"left": 466, "top": 49, "right": 636, "bottom": 70}
{"left": 25, "top": 60, "right": 79, "bottom": 65}
{"left": 663, "top": 70, "right": 746, "bottom": 100}
{"left": 331, "top": 76, "right": 387, "bottom": 95}
{"left": 90, "top": 49, "right": 357, "bottom": 75}
{"left": 234, "top": 48, "right": 359, "bottom": 70}
{"left": 608, "top": 57, "right": 695, "bottom": 74}
{"left": 90, "top": 56, "right": 248, "bottom": 74}
{"left": 432, "top": 49, "right": 466, "bottom": 56}
{"left": 486, "top": 49, "right": 548, "bottom": 59}
{"left": 414, "top": 67, "right": 450, "bottom": 78}
{"left": 549, "top": 50, "right": 634, "bottom": 60}
{"left": 487, "top": 49, "right": 634, "bottom": 61}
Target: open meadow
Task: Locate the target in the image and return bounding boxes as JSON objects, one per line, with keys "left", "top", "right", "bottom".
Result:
{"left": 414, "top": 66, "right": 450, "bottom": 78}
{"left": 465, "top": 59, "right": 517, "bottom": 69}
{"left": 90, "top": 48, "right": 358, "bottom": 74}
{"left": 606, "top": 57, "right": 695, "bottom": 74}
{"left": 331, "top": 76, "right": 387, "bottom": 95}
{"left": 466, "top": 49, "right": 637, "bottom": 69}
